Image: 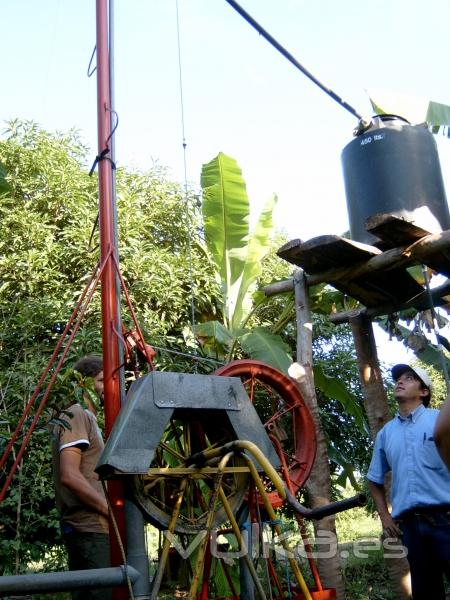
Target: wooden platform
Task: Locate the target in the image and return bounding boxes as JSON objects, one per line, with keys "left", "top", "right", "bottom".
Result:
{"left": 277, "top": 214, "right": 450, "bottom": 311}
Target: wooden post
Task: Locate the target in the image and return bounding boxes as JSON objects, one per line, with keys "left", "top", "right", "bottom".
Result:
{"left": 349, "top": 315, "right": 411, "bottom": 599}
{"left": 292, "top": 269, "right": 345, "bottom": 599}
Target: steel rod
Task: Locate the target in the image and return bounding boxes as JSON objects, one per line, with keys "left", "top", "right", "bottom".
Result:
{"left": 241, "top": 453, "right": 313, "bottom": 600}
{"left": 0, "top": 566, "right": 139, "bottom": 596}
{"left": 95, "top": 0, "right": 127, "bottom": 588}
{"left": 188, "top": 453, "right": 232, "bottom": 600}
{"left": 0, "top": 257, "right": 108, "bottom": 503}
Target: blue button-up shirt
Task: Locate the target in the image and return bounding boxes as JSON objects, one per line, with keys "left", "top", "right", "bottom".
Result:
{"left": 367, "top": 404, "right": 450, "bottom": 518}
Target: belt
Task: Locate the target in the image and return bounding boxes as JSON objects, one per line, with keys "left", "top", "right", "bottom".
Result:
{"left": 399, "top": 505, "right": 450, "bottom": 519}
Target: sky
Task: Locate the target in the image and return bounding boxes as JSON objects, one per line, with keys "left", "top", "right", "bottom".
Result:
{"left": 2, "top": 0, "right": 450, "bottom": 368}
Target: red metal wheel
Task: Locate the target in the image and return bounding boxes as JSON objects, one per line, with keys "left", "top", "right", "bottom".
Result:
{"left": 215, "top": 359, "right": 317, "bottom": 508}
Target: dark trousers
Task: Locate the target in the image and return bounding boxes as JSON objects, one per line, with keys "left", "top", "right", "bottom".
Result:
{"left": 63, "top": 531, "right": 112, "bottom": 600}
{"left": 399, "top": 509, "right": 450, "bottom": 600}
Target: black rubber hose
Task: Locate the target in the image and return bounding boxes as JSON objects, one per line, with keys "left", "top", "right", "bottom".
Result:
{"left": 285, "top": 490, "right": 367, "bottom": 520}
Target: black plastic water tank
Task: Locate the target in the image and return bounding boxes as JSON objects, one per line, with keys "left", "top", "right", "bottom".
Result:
{"left": 341, "top": 115, "right": 450, "bottom": 245}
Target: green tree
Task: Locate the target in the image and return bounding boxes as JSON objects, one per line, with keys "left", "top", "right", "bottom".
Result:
{"left": 0, "top": 120, "right": 221, "bottom": 573}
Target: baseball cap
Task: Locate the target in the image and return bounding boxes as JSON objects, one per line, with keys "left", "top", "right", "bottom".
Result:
{"left": 391, "top": 364, "right": 432, "bottom": 391}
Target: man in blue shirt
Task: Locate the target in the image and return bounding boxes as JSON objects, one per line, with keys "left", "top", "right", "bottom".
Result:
{"left": 435, "top": 395, "right": 450, "bottom": 469}
{"left": 367, "top": 363, "right": 450, "bottom": 600}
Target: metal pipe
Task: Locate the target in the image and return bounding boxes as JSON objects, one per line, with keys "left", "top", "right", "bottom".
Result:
{"left": 125, "top": 499, "right": 151, "bottom": 599}
{"left": 0, "top": 566, "right": 139, "bottom": 596}
{"left": 95, "top": 0, "right": 127, "bottom": 583}
{"left": 96, "top": 0, "right": 120, "bottom": 445}
{"left": 107, "top": 0, "right": 127, "bottom": 399}
{"left": 237, "top": 504, "right": 255, "bottom": 600}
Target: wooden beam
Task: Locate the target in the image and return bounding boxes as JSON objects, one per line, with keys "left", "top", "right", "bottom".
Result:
{"left": 330, "top": 281, "right": 450, "bottom": 324}
{"left": 365, "top": 213, "right": 432, "bottom": 248}
{"left": 263, "top": 278, "right": 294, "bottom": 296}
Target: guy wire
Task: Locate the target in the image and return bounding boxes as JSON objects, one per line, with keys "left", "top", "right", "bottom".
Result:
{"left": 176, "top": 0, "right": 198, "bottom": 369}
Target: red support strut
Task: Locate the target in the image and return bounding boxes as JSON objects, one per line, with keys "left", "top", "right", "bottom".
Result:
{"left": 95, "top": 1, "right": 127, "bottom": 596}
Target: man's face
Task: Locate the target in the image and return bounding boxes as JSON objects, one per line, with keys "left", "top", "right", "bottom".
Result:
{"left": 93, "top": 370, "right": 104, "bottom": 402}
{"left": 394, "top": 370, "right": 427, "bottom": 403}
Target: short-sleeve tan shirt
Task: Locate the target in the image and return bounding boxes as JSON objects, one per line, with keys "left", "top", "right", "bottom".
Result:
{"left": 52, "top": 403, "right": 109, "bottom": 534}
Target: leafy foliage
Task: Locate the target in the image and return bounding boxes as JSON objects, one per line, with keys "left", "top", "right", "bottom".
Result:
{"left": 312, "top": 317, "right": 372, "bottom": 488}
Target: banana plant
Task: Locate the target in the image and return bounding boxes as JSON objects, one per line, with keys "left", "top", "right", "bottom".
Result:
{"left": 196, "top": 152, "right": 292, "bottom": 371}
{"left": 368, "top": 89, "right": 450, "bottom": 130}
{"left": 377, "top": 314, "right": 450, "bottom": 381}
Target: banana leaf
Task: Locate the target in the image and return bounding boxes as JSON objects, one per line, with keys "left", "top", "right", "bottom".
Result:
{"left": 314, "top": 363, "right": 369, "bottom": 435}
{"left": 328, "top": 444, "right": 360, "bottom": 490}
{"left": 201, "top": 153, "right": 250, "bottom": 325}
{"left": 232, "top": 193, "right": 277, "bottom": 330}
{"left": 201, "top": 153, "right": 277, "bottom": 330}
{"left": 377, "top": 318, "right": 450, "bottom": 374}
{"left": 239, "top": 327, "right": 292, "bottom": 372}
{"left": 195, "top": 320, "right": 235, "bottom": 345}
{"left": 195, "top": 320, "right": 235, "bottom": 356}
{"left": 368, "top": 89, "right": 450, "bottom": 127}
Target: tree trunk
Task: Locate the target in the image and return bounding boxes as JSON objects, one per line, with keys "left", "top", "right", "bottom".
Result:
{"left": 350, "top": 315, "right": 412, "bottom": 599}
{"left": 293, "top": 270, "right": 346, "bottom": 599}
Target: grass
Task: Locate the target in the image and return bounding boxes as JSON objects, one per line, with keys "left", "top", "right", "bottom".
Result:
{"left": 336, "top": 505, "right": 399, "bottom": 599}
{"left": 335, "top": 505, "right": 380, "bottom": 542}
{"left": 342, "top": 547, "right": 395, "bottom": 600}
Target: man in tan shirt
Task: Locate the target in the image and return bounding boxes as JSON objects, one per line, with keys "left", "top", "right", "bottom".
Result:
{"left": 52, "top": 355, "right": 111, "bottom": 600}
